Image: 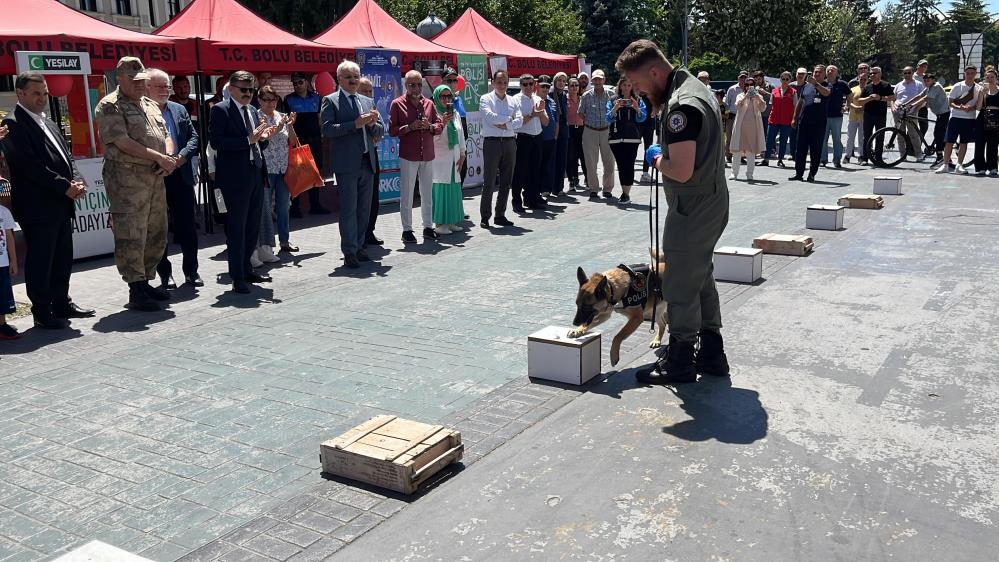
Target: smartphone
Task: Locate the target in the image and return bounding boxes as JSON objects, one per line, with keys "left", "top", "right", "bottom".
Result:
{"left": 748, "top": 86, "right": 757, "bottom": 96}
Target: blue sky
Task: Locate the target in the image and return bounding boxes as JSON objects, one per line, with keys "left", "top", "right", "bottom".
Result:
{"left": 876, "top": 1, "right": 999, "bottom": 15}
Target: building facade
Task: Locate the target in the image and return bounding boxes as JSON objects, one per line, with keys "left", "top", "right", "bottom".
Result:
{"left": 61, "top": 0, "right": 194, "bottom": 33}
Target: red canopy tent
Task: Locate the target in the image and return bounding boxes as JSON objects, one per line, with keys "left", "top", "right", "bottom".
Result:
{"left": 0, "top": 0, "right": 195, "bottom": 75}
{"left": 431, "top": 9, "right": 578, "bottom": 76}
{"left": 154, "top": 0, "right": 351, "bottom": 72}
{"left": 312, "top": 0, "right": 471, "bottom": 71}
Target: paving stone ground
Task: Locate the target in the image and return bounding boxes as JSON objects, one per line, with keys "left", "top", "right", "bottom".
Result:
{"left": 0, "top": 154, "right": 988, "bottom": 561}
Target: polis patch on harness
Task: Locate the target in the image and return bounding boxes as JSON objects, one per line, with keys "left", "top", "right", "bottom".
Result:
{"left": 615, "top": 264, "right": 653, "bottom": 308}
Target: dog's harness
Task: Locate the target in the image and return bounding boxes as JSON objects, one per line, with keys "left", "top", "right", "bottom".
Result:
{"left": 611, "top": 264, "right": 660, "bottom": 309}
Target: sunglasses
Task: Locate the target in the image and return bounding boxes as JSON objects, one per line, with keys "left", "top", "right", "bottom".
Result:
{"left": 292, "top": 79, "right": 306, "bottom": 85}
{"left": 540, "top": 84, "right": 551, "bottom": 88}
{"left": 904, "top": 72, "right": 913, "bottom": 75}
{"left": 259, "top": 97, "right": 278, "bottom": 102}
{"left": 233, "top": 86, "right": 254, "bottom": 94}
{"left": 522, "top": 81, "right": 535, "bottom": 86}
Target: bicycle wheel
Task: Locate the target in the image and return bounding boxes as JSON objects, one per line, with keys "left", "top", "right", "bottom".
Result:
{"left": 868, "top": 127, "right": 908, "bottom": 168}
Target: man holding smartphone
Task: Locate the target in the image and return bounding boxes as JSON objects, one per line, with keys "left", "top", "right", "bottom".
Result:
{"left": 789, "top": 65, "right": 831, "bottom": 182}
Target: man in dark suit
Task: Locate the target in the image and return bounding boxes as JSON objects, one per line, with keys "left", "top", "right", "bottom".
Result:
{"left": 209, "top": 71, "right": 275, "bottom": 294}
{"left": 321, "top": 61, "right": 384, "bottom": 268}
{"left": 0, "top": 72, "right": 95, "bottom": 328}
{"left": 147, "top": 69, "right": 202, "bottom": 289}
{"left": 357, "top": 77, "right": 384, "bottom": 246}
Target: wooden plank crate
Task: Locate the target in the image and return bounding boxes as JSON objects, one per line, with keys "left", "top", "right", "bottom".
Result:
{"left": 838, "top": 194, "right": 884, "bottom": 209}
{"left": 320, "top": 415, "right": 463, "bottom": 494}
{"left": 752, "top": 233, "right": 814, "bottom": 256}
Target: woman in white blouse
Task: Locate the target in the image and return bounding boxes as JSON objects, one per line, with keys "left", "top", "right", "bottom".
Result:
{"left": 256, "top": 85, "right": 299, "bottom": 262}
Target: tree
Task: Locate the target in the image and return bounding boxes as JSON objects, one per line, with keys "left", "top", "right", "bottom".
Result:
{"left": 804, "top": 2, "right": 876, "bottom": 70}
{"left": 578, "top": 0, "right": 640, "bottom": 75}
{"left": 687, "top": 52, "right": 740, "bottom": 80}
{"left": 693, "top": 0, "right": 821, "bottom": 72}
{"left": 870, "top": 2, "right": 916, "bottom": 78}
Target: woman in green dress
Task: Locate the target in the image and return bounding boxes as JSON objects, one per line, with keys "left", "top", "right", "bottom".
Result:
{"left": 431, "top": 85, "right": 467, "bottom": 234}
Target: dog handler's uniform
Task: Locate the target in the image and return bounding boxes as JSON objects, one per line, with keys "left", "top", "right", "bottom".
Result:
{"left": 657, "top": 68, "right": 729, "bottom": 345}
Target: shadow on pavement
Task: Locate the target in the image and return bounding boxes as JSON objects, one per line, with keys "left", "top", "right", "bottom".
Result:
{"left": 0, "top": 327, "right": 83, "bottom": 354}
{"left": 662, "top": 377, "right": 768, "bottom": 444}
{"left": 328, "top": 263, "right": 393, "bottom": 278}
{"left": 92, "top": 309, "right": 177, "bottom": 333}
{"left": 211, "top": 287, "right": 281, "bottom": 308}
{"left": 488, "top": 226, "right": 532, "bottom": 236}
{"left": 320, "top": 459, "right": 466, "bottom": 503}
{"left": 280, "top": 251, "right": 327, "bottom": 268}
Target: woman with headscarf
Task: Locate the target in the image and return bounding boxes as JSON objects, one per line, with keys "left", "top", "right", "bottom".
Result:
{"left": 730, "top": 76, "right": 767, "bottom": 181}
{"left": 431, "top": 85, "right": 467, "bottom": 234}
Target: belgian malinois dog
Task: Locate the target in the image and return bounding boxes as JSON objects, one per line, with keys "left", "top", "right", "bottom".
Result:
{"left": 569, "top": 252, "right": 667, "bottom": 367}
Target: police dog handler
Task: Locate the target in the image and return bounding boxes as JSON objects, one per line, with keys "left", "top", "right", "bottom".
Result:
{"left": 615, "top": 40, "right": 730, "bottom": 384}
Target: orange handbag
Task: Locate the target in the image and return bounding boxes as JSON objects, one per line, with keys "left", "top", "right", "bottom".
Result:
{"left": 284, "top": 141, "right": 325, "bottom": 198}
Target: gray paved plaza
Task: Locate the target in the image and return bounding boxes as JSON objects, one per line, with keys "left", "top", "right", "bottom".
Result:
{"left": 2, "top": 157, "right": 999, "bottom": 561}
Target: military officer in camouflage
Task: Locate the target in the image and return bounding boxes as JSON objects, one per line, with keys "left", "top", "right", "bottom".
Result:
{"left": 95, "top": 57, "right": 177, "bottom": 312}
{"left": 615, "top": 40, "right": 731, "bottom": 384}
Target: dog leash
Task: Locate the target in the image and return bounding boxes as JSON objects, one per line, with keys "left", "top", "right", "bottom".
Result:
{"left": 648, "top": 140, "right": 661, "bottom": 336}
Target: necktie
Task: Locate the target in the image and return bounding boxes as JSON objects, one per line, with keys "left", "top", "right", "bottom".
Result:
{"left": 350, "top": 94, "right": 368, "bottom": 154}
{"left": 242, "top": 105, "right": 261, "bottom": 166}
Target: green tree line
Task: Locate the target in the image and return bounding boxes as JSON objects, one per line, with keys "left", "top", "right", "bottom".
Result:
{"left": 241, "top": 0, "right": 998, "bottom": 83}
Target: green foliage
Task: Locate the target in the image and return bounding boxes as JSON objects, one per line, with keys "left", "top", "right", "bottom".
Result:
{"left": 804, "top": 2, "right": 876, "bottom": 69}
{"left": 693, "top": 0, "right": 822, "bottom": 71}
{"left": 870, "top": 3, "right": 916, "bottom": 77}
{"left": 687, "top": 52, "right": 740, "bottom": 80}
{"left": 577, "top": 0, "right": 642, "bottom": 76}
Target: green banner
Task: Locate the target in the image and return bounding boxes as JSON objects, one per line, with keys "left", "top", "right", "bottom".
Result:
{"left": 457, "top": 54, "right": 487, "bottom": 113}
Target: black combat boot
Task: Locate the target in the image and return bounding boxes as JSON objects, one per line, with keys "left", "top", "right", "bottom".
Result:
{"left": 695, "top": 329, "right": 730, "bottom": 377}
{"left": 636, "top": 337, "right": 697, "bottom": 384}
{"left": 126, "top": 282, "right": 160, "bottom": 312}
{"left": 143, "top": 281, "right": 171, "bottom": 302}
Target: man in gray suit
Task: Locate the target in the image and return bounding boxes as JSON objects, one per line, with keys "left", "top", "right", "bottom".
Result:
{"left": 321, "top": 61, "right": 384, "bottom": 268}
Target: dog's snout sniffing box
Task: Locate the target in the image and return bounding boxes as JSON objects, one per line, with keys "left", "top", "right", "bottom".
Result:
{"left": 528, "top": 326, "right": 602, "bottom": 385}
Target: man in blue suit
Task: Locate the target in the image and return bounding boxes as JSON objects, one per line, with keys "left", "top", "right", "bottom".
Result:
{"left": 209, "top": 71, "right": 275, "bottom": 294}
{"left": 148, "top": 69, "right": 202, "bottom": 289}
{"left": 321, "top": 61, "right": 385, "bottom": 269}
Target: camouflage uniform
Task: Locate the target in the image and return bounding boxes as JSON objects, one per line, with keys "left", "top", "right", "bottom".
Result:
{"left": 94, "top": 81, "right": 168, "bottom": 284}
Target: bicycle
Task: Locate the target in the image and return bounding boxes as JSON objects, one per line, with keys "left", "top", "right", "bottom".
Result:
{"left": 867, "top": 105, "right": 974, "bottom": 168}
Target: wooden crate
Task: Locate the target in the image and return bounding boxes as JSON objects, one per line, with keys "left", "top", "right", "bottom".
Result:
{"left": 838, "top": 194, "right": 884, "bottom": 209}
{"left": 752, "top": 233, "right": 814, "bottom": 256}
{"left": 320, "top": 415, "right": 463, "bottom": 494}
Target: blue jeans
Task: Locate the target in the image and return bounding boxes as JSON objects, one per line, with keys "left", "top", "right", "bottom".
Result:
{"left": 765, "top": 124, "right": 793, "bottom": 161}
{"left": 267, "top": 173, "right": 291, "bottom": 245}
{"left": 821, "top": 116, "right": 844, "bottom": 164}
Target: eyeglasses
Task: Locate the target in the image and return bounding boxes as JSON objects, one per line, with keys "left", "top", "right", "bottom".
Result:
{"left": 259, "top": 97, "right": 278, "bottom": 102}
{"left": 292, "top": 79, "right": 306, "bottom": 85}
{"left": 781, "top": 77, "right": 790, "bottom": 81}
{"left": 904, "top": 71, "right": 913, "bottom": 75}
{"left": 405, "top": 82, "right": 421, "bottom": 88}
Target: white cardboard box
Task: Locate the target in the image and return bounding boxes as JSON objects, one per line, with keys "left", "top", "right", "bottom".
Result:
{"left": 528, "top": 326, "right": 602, "bottom": 385}
{"left": 873, "top": 175, "right": 902, "bottom": 195}
{"left": 713, "top": 246, "right": 763, "bottom": 283}
{"left": 806, "top": 204, "right": 845, "bottom": 230}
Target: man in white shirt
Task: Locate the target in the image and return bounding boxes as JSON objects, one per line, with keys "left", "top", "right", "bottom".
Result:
{"left": 479, "top": 70, "right": 523, "bottom": 227}
{"left": 892, "top": 66, "right": 926, "bottom": 161}
{"left": 512, "top": 74, "right": 549, "bottom": 211}
{"left": 936, "top": 65, "right": 981, "bottom": 174}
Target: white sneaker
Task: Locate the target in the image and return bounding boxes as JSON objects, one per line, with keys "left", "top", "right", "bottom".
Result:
{"left": 640, "top": 172, "right": 651, "bottom": 183}
{"left": 258, "top": 245, "right": 280, "bottom": 263}
{"left": 934, "top": 163, "right": 950, "bottom": 174}
{"left": 976, "top": 169, "right": 987, "bottom": 176}
{"left": 956, "top": 165, "right": 968, "bottom": 175}
{"left": 448, "top": 224, "right": 465, "bottom": 232}
{"left": 250, "top": 249, "right": 263, "bottom": 268}
{"left": 728, "top": 173, "right": 737, "bottom": 180}
{"left": 434, "top": 225, "right": 452, "bottom": 235}
{"left": 746, "top": 174, "right": 754, "bottom": 181}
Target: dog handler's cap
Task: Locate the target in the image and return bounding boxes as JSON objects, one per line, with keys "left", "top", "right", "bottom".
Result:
{"left": 116, "top": 57, "right": 149, "bottom": 80}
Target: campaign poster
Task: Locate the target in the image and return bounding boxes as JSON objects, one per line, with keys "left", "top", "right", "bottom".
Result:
{"left": 72, "top": 157, "right": 115, "bottom": 259}
{"left": 458, "top": 54, "right": 488, "bottom": 187}
{"left": 357, "top": 48, "right": 402, "bottom": 203}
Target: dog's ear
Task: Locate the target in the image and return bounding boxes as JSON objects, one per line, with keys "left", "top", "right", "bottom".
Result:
{"left": 576, "top": 267, "right": 588, "bottom": 287}
{"left": 596, "top": 277, "right": 609, "bottom": 300}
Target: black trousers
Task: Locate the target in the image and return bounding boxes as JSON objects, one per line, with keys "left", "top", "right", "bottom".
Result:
{"left": 21, "top": 218, "right": 73, "bottom": 318}
{"left": 918, "top": 106, "right": 929, "bottom": 137}
{"left": 514, "top": 133, "right": 543, "bottom": 205}
{"left": 862, "top": 112, "right": 887, "bottom": 162}
{"left": 222, "top": 166, "right": 264, "bottom": 283}
{"left": 795, "top": 118, "right": 826, "bottom": 178}
{"left": 567, "top": 125, "right": 586, "bottom": 185}
{"left": 157, "top": 173, "right": 199, "bottom": 280}
{"left": 933, "top": 112, "right": 950, "bottom": 155}
{"left": 974, "top": 120, "right": 999, "bottom": 171}
{"left": 611, "top": 141, "right": 640, "bottom": 186}
{"left": 541, "top": 139, "right": 556, "bottom": 194}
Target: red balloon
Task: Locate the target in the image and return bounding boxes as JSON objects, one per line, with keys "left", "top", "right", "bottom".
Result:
{"left": 45, "top": 74, "right": 74, "bottom": 97}
{"left": 455, "top": 74, "right": 466, "bottom": 93}
{"left": 314, "top": 72, "right": 336, "bottom": 96}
